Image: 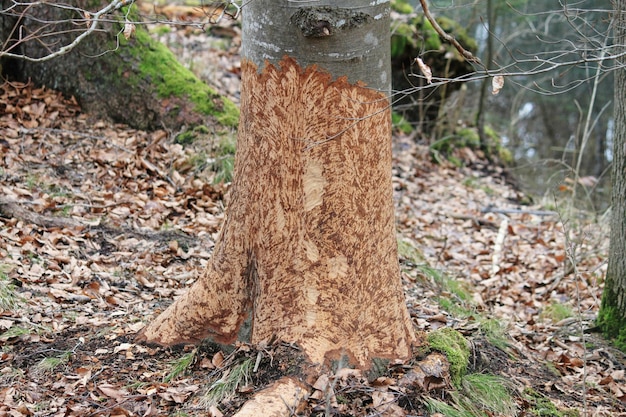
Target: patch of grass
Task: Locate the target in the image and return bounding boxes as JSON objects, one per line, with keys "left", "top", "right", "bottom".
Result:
{"left": 47, "top": 183, "right": 71, "bottom": 198}
{"left": 164, "top": 348, "right": 197, "bottom": 383}
{"left": 461, "top": 374, "right": 516, "bottom": 415}
{"left": 212, "top": 155, "right": 235, "bottom": 184}
{"left": 542, "top": 302, "right": 574, "bottom": 323}
{"left": 0, "top": 268, "right": 21, "bottom": 311}
{"left": 462, "top": 177, "right": 495, "bottom": 196}
{"left": 427, "top": 327, "right": 470, "bottom": 386}
{"left": 397, "top": 238, "right": 424, "bottom": 265}
{"left": 201, "top": 358, "right": 254, "bottom": 408}
{"left": 416, "top": 265, "right": 475, "bottom": 317}
{"left": 216, "top": 133, "right": 236, "bottom": 155}
{"left": 34, "top": 350, "right": 72, "bottom": 374}
{"left": 426, "top": 374, "right": 515, "bottom": 417}
{"left": 211, "top": 134, "right": 237, "bottom": 184}
{"left": 433, "top": 271, "right": 472, "bottom": 304}
{"left": 0, "top": 367, "right": 24, "bottom": 385}
{"left": 0, "top": 326, "right": 32, "bottom": 341}
{"left": 26, "top": 174, "right": 40, "bottom": 190}
{"left": 187, "top": 151, "right": 210, "bottom": 172}
{"left": 426, "top": 397, "right": 474, "bottom": 417}
{"left": 437, "top": 297, "right": 475, "bottom": 319}
{"left": 56, "top": 205, "right": 73, "bottom": 217}
{"left": 477, "top": 318, "right": 510, "bottom": 351}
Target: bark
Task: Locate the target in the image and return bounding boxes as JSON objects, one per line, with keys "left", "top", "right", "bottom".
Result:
{"left": 0, "top": 0, "right": 238, "bottom": 131}
{"left": 598, "top": 0, "right": 626, "bottom": 350}
{"left": 138, "top": 0, "right": 417, "bottom": 369}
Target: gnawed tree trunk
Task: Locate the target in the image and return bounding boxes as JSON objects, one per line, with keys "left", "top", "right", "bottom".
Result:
{"left": 138, "top": 0, "right": 416, "bottom": 370}
{"left": 0, "top": 0, "right": 238, "bottom": 130}
{"left": 598, "top": 0, "right": 626, "bottom": 351}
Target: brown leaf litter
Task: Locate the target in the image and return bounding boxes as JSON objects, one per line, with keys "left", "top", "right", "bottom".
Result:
{"left": 1, "top": 20, "right": 626, "bottom": 416}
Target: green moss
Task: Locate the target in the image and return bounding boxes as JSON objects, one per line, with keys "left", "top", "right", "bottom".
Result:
{"left": 427, "top": 327, "right": 470, "bottom": 386}
{"left": 419, "top": 18, "right": 443, "bottom": 52}
{"left": 484, "top": 125, "right": 513, "bottom": 164}
{"left": 523, "top": 388, "right": 580, "bottom": 417}
{"left": 175, "top": 125, "right": 213, "bottom": 145}
{"left": 436, "top": 16, "right": 478, "bottom": 52}
{"left": 392, "top": 112, "right": 413, "bottom": 134}
{"left": 597, "top": 305, "right": 626, "bottom": 352}
{"left": 456, "top": 127, "right": 481, "bottom": 148}
{"left": 136, "top": 29, "right": 239, "bottom": 126}
{"left": 150, "top": 25, "right": 171, "bottom": 36}
{"left": 391, "top": 22, "right": 418, "bottom": 58}
{"left": 175, "top": 131, "right": 197, "bottom": 145}
{"left": 391, "top": 0, "right": 414, "bottom": 14}
{"left": 115, "top": 9, "right": 239, "bottom": 128}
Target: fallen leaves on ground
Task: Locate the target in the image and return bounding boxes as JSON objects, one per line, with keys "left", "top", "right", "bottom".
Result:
{"left": 1, "top": 16, "right": 625, "bottom": 417}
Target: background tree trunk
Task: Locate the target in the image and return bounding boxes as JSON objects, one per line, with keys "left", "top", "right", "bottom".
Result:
{"left": 139, "top": 0, "right": 417, "bottom": 369}
{"left": 598, "top": 0, "right": 626, "bottom": 350}
{"left": 0, "top": 0, "right": 238, "bottom": 131}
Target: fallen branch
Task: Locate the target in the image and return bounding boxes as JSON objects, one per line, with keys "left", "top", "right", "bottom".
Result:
{"left": 0, "top": 197, "right": 84, "bottom": 229}
{"left": 0, "top": 197, "right": 196, "bottom": 245}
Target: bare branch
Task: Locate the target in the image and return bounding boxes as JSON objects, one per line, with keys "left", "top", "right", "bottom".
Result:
{"left": 417, "top": 0, "right": 484, "bottom": 67}
{"left": 0, "top": 0, "right": 135, "bottom": 62}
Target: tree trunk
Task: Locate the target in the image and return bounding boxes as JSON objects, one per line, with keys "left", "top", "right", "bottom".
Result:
{"left": 598, "top": 0, "right": 626, "bottom": 351}
{"left": 0, "top": 0, "right": 238, "bottom": 131}
{"left": 138, "top": 0, "right": 416, "bottom": 369}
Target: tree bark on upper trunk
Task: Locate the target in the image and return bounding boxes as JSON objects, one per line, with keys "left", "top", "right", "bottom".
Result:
{"left": 138, "top": 0, "right": 417, "bottom": 369}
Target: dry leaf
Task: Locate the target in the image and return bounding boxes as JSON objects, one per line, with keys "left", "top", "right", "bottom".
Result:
{"left": 123, "top": 23, "right": 136, "bottom": 40}
{"left": 212, "top": 351, "right": 224, "bottom": 368}
{"left": 415, "top": 57, "right": 432, "bottom": 84}
{"left": 492, "top": 75, "right": 504, "bottom": 95}
{"left": 98, "top": 384, "right": 128, "bottom": 402}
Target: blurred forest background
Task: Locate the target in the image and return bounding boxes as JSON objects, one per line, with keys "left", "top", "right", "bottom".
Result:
{"left": 400, "top": 0, "right": 614, "bottom": 212}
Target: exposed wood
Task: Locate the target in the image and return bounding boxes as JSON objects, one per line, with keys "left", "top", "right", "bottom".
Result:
{"left": 232, "top": 377, "right": 310, "bottom": 417}
{"left": 138, "top": 57, "right": 417, "bottom": 367}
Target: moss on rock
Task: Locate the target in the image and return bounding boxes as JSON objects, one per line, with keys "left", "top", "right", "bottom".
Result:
{"left": 427, "top": 327, "right": 470, "bottom": 386}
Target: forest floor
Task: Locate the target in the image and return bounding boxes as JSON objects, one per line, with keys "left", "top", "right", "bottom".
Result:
{"left": 1, "top": 4, "right": 626, "bottom": 417}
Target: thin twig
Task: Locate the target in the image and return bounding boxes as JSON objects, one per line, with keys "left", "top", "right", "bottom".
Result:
{"left": 417, "top": 0, "right": 484, "bottom": 67}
